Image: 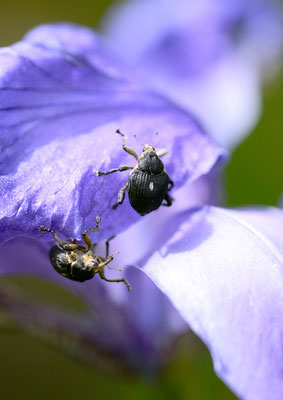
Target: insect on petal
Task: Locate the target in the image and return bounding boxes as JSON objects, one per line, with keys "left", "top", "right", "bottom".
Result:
{"left": 0, "top": 23, "right": 226, "bottom": 244}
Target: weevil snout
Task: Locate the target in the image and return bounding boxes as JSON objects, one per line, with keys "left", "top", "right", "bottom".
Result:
{"left": 142, "top": 145, "right": 155, "bottom": 153}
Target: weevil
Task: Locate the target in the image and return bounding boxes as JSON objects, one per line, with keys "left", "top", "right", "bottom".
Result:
{"left": 96, "top": 130, "right": 174, "bottom": 216}
{"left": 39, "top": 216, "right": 131, "bottom": 291}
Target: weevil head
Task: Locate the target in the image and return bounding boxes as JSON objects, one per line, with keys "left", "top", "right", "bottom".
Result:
{"left": 138, "top": 145, "right": 164, "bottom": 174}
{"left": 142, "top": 145, "right": 155, "bottom": 153}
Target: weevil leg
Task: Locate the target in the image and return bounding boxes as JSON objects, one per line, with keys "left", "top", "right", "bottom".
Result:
{"left": 162, "top": 193, "right": 174, "bottom": 207}
{"left": 94, "top": 252, "right": 119, "bottom": 270}
{"left": 97, "top": 253, "right": 123, "bottom": 271}
{"left": 107, "top": 265, "right": 123, "bottom": 271}
{"left": 123, "top": 147, "right": 138, "bottom": 160}
{"left": 105, "top": 235, "right": 115, "bottom": 257}
{"left": 105, "top": 239, "right": 123, "bottom": 271}
{"left": 156, "top": 148, "right": 168, "bottom": 158}
{"left": 105, "top": 254, "right": 123, "bottom": 271}
{"left": 98, "top": 266, "right": 131, "bottom": 291}
{"left": 168, "top": 178, "right": 174, "bottom": 191}
{"left": 39, "top": 226, "right": 65, "bottom": 247}
{"left": 82, "top": 216, "right": 101, "bottom": 251}
{"left": 105, "top": 235, "right": 123, "bottom": 271}
{"left": 112, "top": 182, "right": 128, "bottom": 209}
{"left": 96, "top": 165, "right": 133, "bottom": 176}
{"left": 116, "top": 129, "right": 138, "bottom": 160}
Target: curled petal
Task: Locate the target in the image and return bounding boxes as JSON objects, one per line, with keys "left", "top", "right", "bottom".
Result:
{"left": 0, "top": 23, "right": 225, "bottom": 244}
{"left": 142, "top": 206, "right": 283, "bottom": 399}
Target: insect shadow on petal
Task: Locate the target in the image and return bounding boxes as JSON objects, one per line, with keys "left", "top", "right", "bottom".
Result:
{"left": 39, "top": 216, "right": 131, "bottom": 291}
{"left": 96, "top": 130, "right": 174, "bottom": 216}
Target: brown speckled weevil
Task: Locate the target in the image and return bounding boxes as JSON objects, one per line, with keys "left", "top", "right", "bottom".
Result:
{"left": 96, "top": 130, "right": 174, "bottom": 216}
{"left": 39, "top": 217, "right": 131, "bottom": 291}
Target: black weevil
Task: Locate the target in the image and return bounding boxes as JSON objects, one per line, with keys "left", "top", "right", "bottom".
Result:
{"left": 39, "top": 217, "right": 131, "bottom": 291}
{"left": 97, "top": 130, "right": 174, "bottom": 216}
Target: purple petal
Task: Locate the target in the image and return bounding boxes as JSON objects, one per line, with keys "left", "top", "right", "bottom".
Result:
{"left": 0, "top": 23, "right": 225, "bottom": 244}
{"left": 103, "top": 0, "right": 283, "bottom": 148}
{"left": 141, "top": 206, "right": 283, "bottom": 399}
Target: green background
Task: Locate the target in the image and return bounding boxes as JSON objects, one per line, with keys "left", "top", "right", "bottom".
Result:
{"left": 0, "top": 1, "right": 282, "bottom": 399}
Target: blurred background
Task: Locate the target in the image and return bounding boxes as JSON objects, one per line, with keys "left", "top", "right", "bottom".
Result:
{"left": 0, "top": 1, "right": 282, "bottom": 399}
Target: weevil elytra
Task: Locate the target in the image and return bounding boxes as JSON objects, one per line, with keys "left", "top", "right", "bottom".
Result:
{"left": 39, "top": 217, "right": 131, "bottom": 291}
{"left": 96, "top": 130, "right": 174, "bottom": 216}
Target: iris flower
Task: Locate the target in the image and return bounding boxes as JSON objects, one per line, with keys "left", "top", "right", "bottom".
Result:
{"left": 1, "top": 23, "right": 283, "bottom": 400}
{"left": 103, "top": 0, "right": 283, "bottom": 149}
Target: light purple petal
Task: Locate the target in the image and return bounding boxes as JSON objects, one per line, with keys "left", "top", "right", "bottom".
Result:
{"left": 103, "top": 0, "right": 283, "bottom": 149}
{"left": 141, "top": 206, "right": 283, "bottom": 399}
{"left": 229, "top": 207, "right": 283, "bottom": 256}
{"left": 0, "top": 23, "right": 225, "bottom": 244}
